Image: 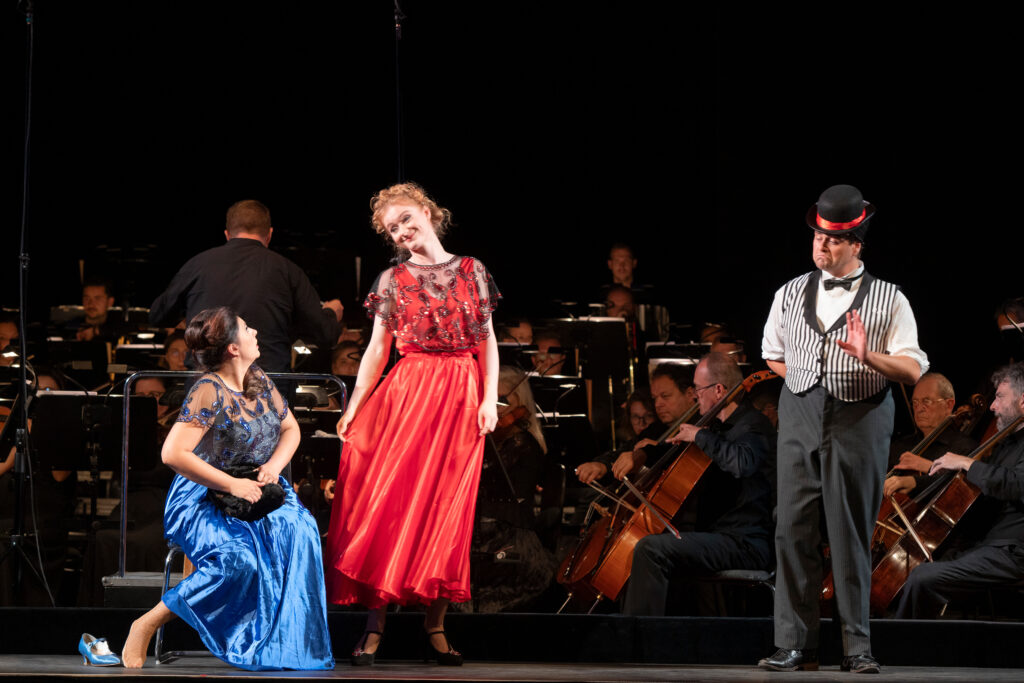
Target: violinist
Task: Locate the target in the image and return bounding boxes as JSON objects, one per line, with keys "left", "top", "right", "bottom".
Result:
{"left": 622, "top": 352, "right": 775, "bottom": 616}
{"left": 482, "top": 365, "right": 547, "bottom": 528}
{"left": 759, "top": 185, "right": 928, "bottom": 674}
{"left": 895, "top": 363, "right": 1024, "bottom": 618}
{"left": 574, "top": 363, "right": 696, "bottom": 486}
{"left": 472, "top": 366, "right": 555, "bottom": 612}
{"left": 883, "top": 372, "right": 977, "bottom": 499}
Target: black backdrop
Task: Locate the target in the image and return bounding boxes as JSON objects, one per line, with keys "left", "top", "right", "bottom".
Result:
{"left": 1, "top": 2, "right": 1018, "bottom": 398}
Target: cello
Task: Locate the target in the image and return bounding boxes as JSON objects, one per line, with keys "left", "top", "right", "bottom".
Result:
{"left": 820, "top": 393, "right": 990, "bottom": 604}
{"left": 870, "top": 402, "right": 986, "bottom": 554}
{"left": 820, "top": 404, "right": 977, "bottom": 603}
{"left": 557, "top": 369, "right": 777, "bottom": 611}
{"left": 867, "top": 413, "right": 1024, "bottom": 615}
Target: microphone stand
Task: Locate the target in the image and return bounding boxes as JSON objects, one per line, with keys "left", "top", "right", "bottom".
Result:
{"left": 0, "top": 0, "right": 56, "bottom": 605}
{"left": 393, "top": 0, "right": 406, "bottom": 181}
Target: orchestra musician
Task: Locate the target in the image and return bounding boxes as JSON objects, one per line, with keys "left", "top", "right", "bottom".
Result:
{"left": 621, "top": 352, "right": 775, "bottom": 616}
{"left": 895, "top": 363, "right": 1024, "bottom": 618}
{"left": 883, "top": 372, "right": 977, "bottom": 499}
{"left": 574, "top": 363, "right": 696, "bottom": 486}
{"left": 607, "top": 243, "right": 638, "bottom": 290}
{"left": 73, "top": 277, "right": 125, "bottom": 342}
{"left": 759, "top": 185, "right": 928, "bottom": 674}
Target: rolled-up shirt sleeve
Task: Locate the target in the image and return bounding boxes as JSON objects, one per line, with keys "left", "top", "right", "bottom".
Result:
{"left": 884, "top": 291, "right": 929, "bottom": 376}
{"left": 761, "top": 288, "right": 787, "bottom": 362}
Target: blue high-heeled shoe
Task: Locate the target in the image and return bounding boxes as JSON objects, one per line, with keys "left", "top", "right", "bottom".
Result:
{"left": 79, "top": 633, "right": 121, "bottom": 666}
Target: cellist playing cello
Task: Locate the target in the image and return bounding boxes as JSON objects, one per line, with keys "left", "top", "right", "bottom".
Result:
{"left": 759, "top": 184, "right": 929, "bottom": 674}
{"left": 575, "top": 363, "right": 696, "bottom": 487}
{"left": 622, "top": 352, "right": 775, "bottom": 615}
{"left": 883, "top": 372, "right": 977, "bottom": 500}
{"left": 895, "top": 363, "right": 1024, "bottom": 618}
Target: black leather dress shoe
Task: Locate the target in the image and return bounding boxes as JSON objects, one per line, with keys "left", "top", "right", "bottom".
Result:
{"left": 840, "top": 654, "right": 881, "bottom": 673}
{"left": 757, "top": 648, "right": 819, "bottom": 671}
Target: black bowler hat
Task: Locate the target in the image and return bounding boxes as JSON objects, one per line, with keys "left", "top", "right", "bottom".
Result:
{"left": 806, "top": 184, "right": 875, "bottom": 241}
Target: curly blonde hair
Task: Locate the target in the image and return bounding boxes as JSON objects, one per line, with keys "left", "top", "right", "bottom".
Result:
{"left": 370, "top": 183, "right": 452, "bottom": 247}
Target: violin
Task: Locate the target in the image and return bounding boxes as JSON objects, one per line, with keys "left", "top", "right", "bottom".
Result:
{"left": 492, "top": 405, "right": 528, "bottom": 442}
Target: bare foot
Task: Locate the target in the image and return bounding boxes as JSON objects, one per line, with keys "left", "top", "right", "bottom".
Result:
{"left": 121, "top": 617, "right": 156, "bottom": 669}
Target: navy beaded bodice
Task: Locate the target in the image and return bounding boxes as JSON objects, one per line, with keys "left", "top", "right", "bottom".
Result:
{"left": 176, "top": 369, "right": 288, "bottom": 470}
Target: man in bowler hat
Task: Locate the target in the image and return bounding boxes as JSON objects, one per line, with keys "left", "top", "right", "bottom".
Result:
{"left": 758, "top": 184, "right": 928, "bottom": 673}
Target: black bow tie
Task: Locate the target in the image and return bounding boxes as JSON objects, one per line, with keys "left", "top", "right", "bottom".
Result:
{"left": 823, "top": 278, "right": 852, "bottom": 291}
{"left": 823, "top": 271, "right": 864, "bottom": 291}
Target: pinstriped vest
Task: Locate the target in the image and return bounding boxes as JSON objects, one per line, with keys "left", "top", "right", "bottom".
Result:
{"left": 777, "top": 270, "right": 899, "bottom": 402}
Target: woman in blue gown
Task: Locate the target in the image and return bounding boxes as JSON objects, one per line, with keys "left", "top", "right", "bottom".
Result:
{"left": 120, "top": 307, "right": 333, "bottom": 670}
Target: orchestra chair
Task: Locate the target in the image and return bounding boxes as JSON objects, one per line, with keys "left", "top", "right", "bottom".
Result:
{"left": 153, "top": 542, "right": 198, "bottom": 664}
{"left": 687, "top": 568, "right": 776, "bottom": 616}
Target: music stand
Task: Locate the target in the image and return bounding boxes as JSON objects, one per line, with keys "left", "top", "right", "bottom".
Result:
{"left": 645, "top": 342, "right": 751, "bottom": 380}
{"left": 528, "top": 375, "right": 598, "bottom": 467}
{"left": 31, "top": 392, "right": 159, "bottom": 523}
{"left": 497, "top": 342, "right": 536, "bottom": 373}
{"left": 529, "top": 375, "right": 588, "bottom": 416}
{"left": 539, "top": 317, "right": 633, "bottom": 448}
{"left": 124, "top": 308, "right": 151, "bottom": 326}
{"left": 49, "top": 305, "right": 86, "bottom": 326}
{"left": 540, "top": 413, "right": 598, "bottom": 470}
{"left": 114, "top": 344, "right": 163, "bottom": 370}
{"left": 40, "top": 341, "right": 110, "bottom": 389}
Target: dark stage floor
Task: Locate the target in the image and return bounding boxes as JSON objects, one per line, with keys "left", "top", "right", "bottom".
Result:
{"left": 4, "top": 656, "right": 1024, "bottom": 682}
{"left": 3, "top": 608, "right": 1024, "bottom": 681}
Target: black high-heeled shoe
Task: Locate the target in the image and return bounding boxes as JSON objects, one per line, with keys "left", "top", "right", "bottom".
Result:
{"left": 350, "top": 630, "right": 383, "bottom": 666}
{"left": 423, "top": 629, "right": 463, "bottom": 666}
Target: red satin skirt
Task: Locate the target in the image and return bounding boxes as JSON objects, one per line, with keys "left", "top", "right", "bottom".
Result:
{"left": 324, "top": 351, "right": 484, "bottom": 608}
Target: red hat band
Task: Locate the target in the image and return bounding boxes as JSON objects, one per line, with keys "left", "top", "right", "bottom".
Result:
{"left": 816, "top": 208, "right": 866, "bottom": 232}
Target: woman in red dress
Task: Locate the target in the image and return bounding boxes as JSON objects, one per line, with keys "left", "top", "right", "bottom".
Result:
{"left": 324, "top": 183, "right": 499, "bottom": 666}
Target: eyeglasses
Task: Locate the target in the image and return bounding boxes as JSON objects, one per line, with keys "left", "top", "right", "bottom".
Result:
{"left": 912, "top": 398, "right": 943, "bottom": 408}
{"left": 694, "top": 383, "right": 720, "bottom": 395}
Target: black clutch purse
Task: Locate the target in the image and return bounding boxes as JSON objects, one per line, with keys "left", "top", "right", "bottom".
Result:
{"left": 206, "top": 464, "right": 286, "bottom": 522}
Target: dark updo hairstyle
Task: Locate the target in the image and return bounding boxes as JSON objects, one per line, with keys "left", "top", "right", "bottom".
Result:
{"left": 184, "top": 306, "right": 262, "bottom": 399}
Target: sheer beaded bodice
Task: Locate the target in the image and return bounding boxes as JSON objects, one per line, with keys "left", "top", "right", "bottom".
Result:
{"left": 364, "top": 256, "right": 500, "bottom": 353}
{"left": 176, "top": 368, "right": 288, "bottom": 470}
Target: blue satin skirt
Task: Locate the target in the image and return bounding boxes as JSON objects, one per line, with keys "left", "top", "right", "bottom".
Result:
{"left": 162, "top": 474, "right": 334, "bottom": 671}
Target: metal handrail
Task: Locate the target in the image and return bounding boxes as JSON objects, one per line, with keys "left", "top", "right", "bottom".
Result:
{"left": 118, "top": 371, "right": 346, "bottom": 577}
